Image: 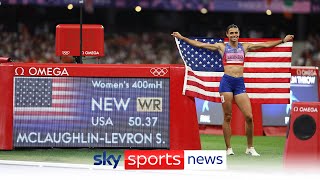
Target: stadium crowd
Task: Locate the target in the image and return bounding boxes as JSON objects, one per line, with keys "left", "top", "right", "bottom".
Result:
{"left": 0, "top": 23, "right": 182, "bottom": 64}
{"left": 295, "top": 32, "right": 320, "bottom": 67}
{"left": 0, "top": 23, "right": 319, "bottom": 66}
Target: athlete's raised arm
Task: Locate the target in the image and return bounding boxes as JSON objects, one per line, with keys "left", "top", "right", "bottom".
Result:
{"left": 171, "top": 32, "right": 223, "bottom": 52}
{"left": 243, "top": 34, "right": 294, "bottom": 51}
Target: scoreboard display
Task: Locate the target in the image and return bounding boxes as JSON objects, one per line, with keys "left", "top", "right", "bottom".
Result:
{"left": 1, "top": 63, "right": 201, "bottom": 150}
{"left": 13, "top": 77, "right": 170, "bottom": 148}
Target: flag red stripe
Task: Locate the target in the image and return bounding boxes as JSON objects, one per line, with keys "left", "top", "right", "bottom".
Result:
{"left": 244, "top": 68, "right": 290, "bottom": 73}
{"left": 249, "top": 47, "right": 292, "bottom": 52}
{"left": 185, "top": 91, "right": 221, "bottom": 103}
{"left": 187, "top": 81, "right": 220, "bottom": 92}
{"left": 14, "top": 120, "right": 86, "bottom": 124}
{"left": 52, "top": 87, "right": 74, "bottom": 91}
{"left": 189, "top": 68, "right": 290, "bottom": 78}
{"left": 52, "top": 103, "right": 78, "bottom": 108}
{"left": 188, "top": 72, "right": 289, "bottom": 83}
{"left": 245, "top": 88, "right": 289, "bottom": 93}
{"left": 244, "top": 78, "right": 290, "bottom": 83}
{"left": 14, "top": 111, "right": 76, "bottom": 116}
{"left": 52, "top": 79, "right": 75, "bottom": 83}
{"left": 245, "top": 57, "right": 291, "bottom": 62}
{"left": 187, "top": 81, "right": 289, "bottom": 93}
{"left": 52, "top": 95, "right": 84, "bottom": 99}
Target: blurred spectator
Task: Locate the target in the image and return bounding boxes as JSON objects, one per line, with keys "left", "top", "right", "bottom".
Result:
{"left": 296, "top": 32, "right": 320, "bottom": 67}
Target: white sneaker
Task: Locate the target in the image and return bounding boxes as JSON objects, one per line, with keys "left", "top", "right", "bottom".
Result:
{"left": 245, "top": 147, "right": 260, "bottom": 156}
{"left": 226, "top": 148, "right": 235, "bottom": 155}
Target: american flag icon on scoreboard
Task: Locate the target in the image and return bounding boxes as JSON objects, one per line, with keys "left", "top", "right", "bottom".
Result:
{"left": 14, "top": 77, "right": 85, "bottom": 130}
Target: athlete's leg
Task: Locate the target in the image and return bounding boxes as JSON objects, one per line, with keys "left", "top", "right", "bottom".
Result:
{"left": 234, "top": 93, "right": 253, "bottom": 147}
{"left": 220, "top": 92, "right": 234, "bottom": 149}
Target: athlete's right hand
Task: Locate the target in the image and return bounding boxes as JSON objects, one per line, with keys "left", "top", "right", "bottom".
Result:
{"left": 171, "top": 32, "right": 184, "bottom": 40}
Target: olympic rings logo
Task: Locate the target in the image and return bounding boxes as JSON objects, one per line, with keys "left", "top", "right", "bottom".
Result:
{"left": 150, "top": 68, "right": 168, "bottom": 76}
{"left": 62, "top": 51, "right": 70, "bottom": 56}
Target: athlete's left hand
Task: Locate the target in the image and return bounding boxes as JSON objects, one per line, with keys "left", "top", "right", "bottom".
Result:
{"left": 283, "top": 35, "right": 294, "bottom": 43}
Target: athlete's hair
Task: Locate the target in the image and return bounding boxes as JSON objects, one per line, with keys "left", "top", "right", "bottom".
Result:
{"left": 226, "top": 24, "right": 239, "bottom": 32}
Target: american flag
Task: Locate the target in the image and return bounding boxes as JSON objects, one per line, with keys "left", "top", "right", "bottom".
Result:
{"left": 14, "top": 77, "right": 85, "bottom": 131}
{"left": 175, "top": 38, "right": 292, "bottom": 104}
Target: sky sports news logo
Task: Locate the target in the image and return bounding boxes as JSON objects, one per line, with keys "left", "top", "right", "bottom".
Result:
{"left": 93, "top": 150, "right": 226, "bottom": 170}
{"left": 93, "top": 151, "right": 122, "bottom": 169}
